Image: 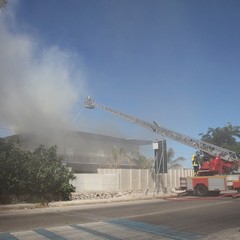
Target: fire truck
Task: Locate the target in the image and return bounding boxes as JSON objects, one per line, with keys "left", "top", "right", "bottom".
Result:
{"left": 85, "top": 96, "right": 240, "bottom": 197}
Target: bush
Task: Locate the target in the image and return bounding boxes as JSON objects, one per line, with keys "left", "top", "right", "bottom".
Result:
{"left": 0, "top": 139, "right": 76, "bottom": 203}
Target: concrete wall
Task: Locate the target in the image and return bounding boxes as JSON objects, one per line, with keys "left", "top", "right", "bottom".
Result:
{"left": 73, "top": 173, "right": 118, "bottom": 192}
{"left": 72, "top": 169, "right": 194, "bottom": 192}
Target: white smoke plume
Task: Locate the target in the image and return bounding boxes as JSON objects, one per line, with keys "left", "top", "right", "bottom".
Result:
{"left": 0, "top": 14, "right": 86, "bottom": 137}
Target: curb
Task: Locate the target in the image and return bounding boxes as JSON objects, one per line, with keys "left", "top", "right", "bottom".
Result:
{"left": 0, "top": 192, "right": 178, "bottom": 211}
{"left": 0, "top": 203, "right": 40, "bottom": 210}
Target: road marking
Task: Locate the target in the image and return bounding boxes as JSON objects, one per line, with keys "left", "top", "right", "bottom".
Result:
{"left": 123, "top": 200, "right": 233, "bottom": 219}
{"left": 0, "top": 233, "right": 18, "bottom": 240}
{"left": 33, "top": 228, "right": 68, "bottom": 240}
{"left": 70, "top": 224, "right": 122, "bottom": 240}
{"left": 11, "top": 230, "right": 46, "bottom": 240}
{"left": 108, "top": 219, "right": 203, "bottom": 240}
{"left": 0, "top": 219, "right": 205, "bottom": 240}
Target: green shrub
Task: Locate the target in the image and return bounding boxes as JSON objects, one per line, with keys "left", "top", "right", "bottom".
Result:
{"left": 0, "top": 139, "right": 76, "bottom": 203}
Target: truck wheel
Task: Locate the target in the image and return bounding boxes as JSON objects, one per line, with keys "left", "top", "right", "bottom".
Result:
{"left": 210, "top": 191, "right": 220, "bottom": 196}
{"left": 195, "top": 184, "right": 208, "bottom": 197}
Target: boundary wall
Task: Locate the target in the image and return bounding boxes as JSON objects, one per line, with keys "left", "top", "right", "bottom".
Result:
{"left": 73, "top": 169, "right": 194, "bottom": 192}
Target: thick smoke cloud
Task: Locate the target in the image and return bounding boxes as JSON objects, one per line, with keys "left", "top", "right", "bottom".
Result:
{"left": 0, "top": 18, "right": 85, "bottom": 136}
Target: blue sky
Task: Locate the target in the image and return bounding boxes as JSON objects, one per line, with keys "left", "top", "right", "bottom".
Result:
{"left": 1, "top": 0, "right": 240, "bottom": 167}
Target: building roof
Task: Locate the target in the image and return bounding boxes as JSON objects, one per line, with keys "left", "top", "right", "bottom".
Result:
{"left": 69, "top": 130, "right": 152, "bottom": 145}
{"left": 4, "top": 130, "right": 152, "bottom": 146}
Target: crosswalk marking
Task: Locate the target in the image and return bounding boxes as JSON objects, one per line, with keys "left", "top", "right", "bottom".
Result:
{"left": 11, "top": 230, "right": 47, "bottom": 240}
{"left": 108, "top": 219, "right": 203, "bottom": 240}
{"left": 0, "top": 233, "right": 18, "bottom": 240}
{"left": 34, "top": 228, "right": 68, "bottom": 240}
{"left": 70, "top": 224, "right": 122, "bottom": 240}
{"left": 0, "top": 219, "right": 204, "bottom": 240}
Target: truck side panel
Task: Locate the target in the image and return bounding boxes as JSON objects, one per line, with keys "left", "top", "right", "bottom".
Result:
{"left": 186, "top": 178, "right": 193, "bottom": 191}
{"left": 182, "top": 176, "right": 227, "bottom": 193}
{"left": 208, "top": 177, "right": 226, "bottom": 191}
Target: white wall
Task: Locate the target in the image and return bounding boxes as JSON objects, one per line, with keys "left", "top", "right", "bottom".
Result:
{"left": 72, "top": 169, "right": 194, "bottom": 192}
{"left": 73, "top": 173, "right": 118, "bottom": 192}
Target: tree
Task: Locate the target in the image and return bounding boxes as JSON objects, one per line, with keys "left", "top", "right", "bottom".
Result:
{"left": 131, "top": 153, "right": 153, "bottom": 169}
{"left": 0, "top": 139, "right": 76, "bottom": 203}
{"left": 199, "top": 123, "right": 240, "bottom": 153}
{"left": 167, "top": 148, "right": 185, "bottom": 169}
{"left": 111, "top": 146, "right": 128, "bottom": 168}
{"left": 105, "top": 146, "right": 153, "bottom": 169}
{"left": 105, "top": 145, "right": 185, "bottom": 170}
{"left": 27, "top": 145, "right": 76, "bottom": 201}
{"left": 0, "top": 139, "right": 30, "bottom": 196}
{"left": 131, "top": 147, "right": 185, "bottom": 170}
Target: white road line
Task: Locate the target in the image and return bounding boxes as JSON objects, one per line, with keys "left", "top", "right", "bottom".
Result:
{"left": 124, "top": 201, "right": 233, "bottom": 219}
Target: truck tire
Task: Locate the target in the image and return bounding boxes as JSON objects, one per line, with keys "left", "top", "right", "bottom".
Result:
{"left": 194, "top": 184, "right": 208, "bottom": 197}
{"left": 210, "top": 191, "right": 220, "bottom": 196}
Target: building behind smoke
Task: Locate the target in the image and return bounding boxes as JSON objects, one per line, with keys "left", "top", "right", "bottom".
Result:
{"left": 5, "top": 131, "right": 152, "bottom": 173}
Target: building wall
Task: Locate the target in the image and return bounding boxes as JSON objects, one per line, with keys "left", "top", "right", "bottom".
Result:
{"left": 63, "top": 132, "right": 147, "bottom": 166}
{"left": 72, "top": 169, "right": 194, "bottom": 192}
{"left": 6, "top": 132, "right": 151, "bottom": 173}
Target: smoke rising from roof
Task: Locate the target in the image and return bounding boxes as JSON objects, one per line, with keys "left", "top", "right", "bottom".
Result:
{"left": 0, "top": 15, "right": 86, "bottom": 136}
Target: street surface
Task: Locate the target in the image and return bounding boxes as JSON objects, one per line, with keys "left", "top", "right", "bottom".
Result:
{"left": 0, "top": 196, "right": 239, "bottom": 239}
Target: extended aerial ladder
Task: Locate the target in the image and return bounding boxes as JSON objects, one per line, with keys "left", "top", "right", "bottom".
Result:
{"left": 85, "top": 96, "right": 238, "bottom": 163}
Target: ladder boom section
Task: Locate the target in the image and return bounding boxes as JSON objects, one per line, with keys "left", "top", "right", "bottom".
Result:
{"left": 85, "top": 97, "right": 238, "bottom": 162}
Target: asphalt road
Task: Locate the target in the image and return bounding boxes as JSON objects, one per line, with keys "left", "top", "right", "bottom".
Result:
{"left": 0, "top": 196, "right": 240, "bottom": 239}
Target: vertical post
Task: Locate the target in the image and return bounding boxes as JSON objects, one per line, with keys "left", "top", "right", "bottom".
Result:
{"left": 139, "top": 169, "right": 141, "bottom": 190}
{"left": 130, "top": 169, "right": 132, "bottom": 190}
{"left": 153, "top": 140, "right": 168, "bottom": 194}
{"left": 152, "top": 141, "right": 159, "bottom": 194}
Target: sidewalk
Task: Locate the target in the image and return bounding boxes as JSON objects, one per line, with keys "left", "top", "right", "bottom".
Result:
{"left": 0, "top": 190, "right": 178, "bottom": 211}
{"left": 1, "top": 189, "right": 238, "bottom": 211}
